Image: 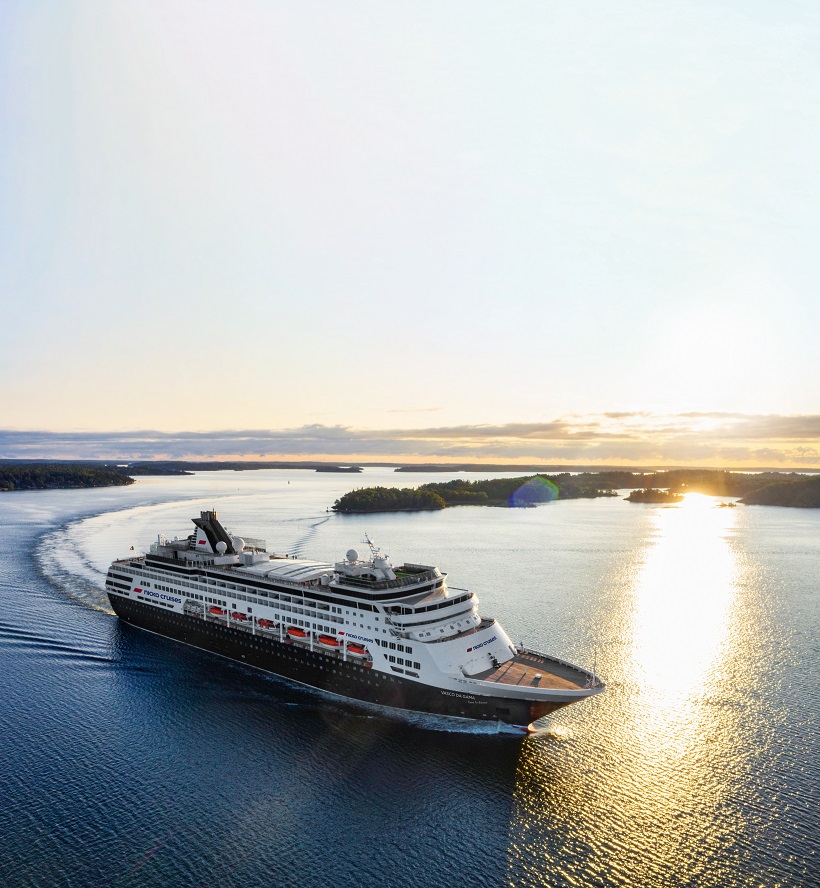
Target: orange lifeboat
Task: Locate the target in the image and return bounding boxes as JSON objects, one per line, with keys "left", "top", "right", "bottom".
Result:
{"left": 209, "top": 606, "right": 226, "bottom": 616}
{"left": 231, "top": 612, "right": 248, "bottom": 622}
{"left": 257, "top": 619, "right": 277, "bottom": 630}
{"left": 347, "top": 643, "right": 367, "bottom": 658}
{"left": 287, "top": 626, "right": 309, "bottom": 640}
{"left": 317, "top": 634, "right": 340, "bottom": 649}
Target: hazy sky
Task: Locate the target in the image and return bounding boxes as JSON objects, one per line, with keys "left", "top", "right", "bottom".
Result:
{"left": 2, "top": 1, "right": 818, "bottom": 465}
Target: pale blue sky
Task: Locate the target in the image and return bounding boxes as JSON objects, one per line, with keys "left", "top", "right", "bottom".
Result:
{"left": 1, "top": 1, "right": 818, "bottom": 465}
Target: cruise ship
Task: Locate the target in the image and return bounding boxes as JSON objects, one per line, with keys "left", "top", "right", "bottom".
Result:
{"left": 105, "top": 510, "right": 604, "bottom": 730}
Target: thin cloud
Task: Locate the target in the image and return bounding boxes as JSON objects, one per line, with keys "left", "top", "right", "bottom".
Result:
{"left": 1, "top": 413, "right": 819, "bottom": 467}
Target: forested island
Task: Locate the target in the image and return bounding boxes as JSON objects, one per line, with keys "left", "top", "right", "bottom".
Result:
{"left": 333, "top": 474, "right": 617, "bottom": 512}
{"left": 315, "top": 466, "right": 363, "bottom": 473}
{"left": 333, "top": 470, "right": 820, "bottom": 512}
{"left": 625, "top": 488, "right": 684, "bottom": 504}
{"left": 0, "top": 464, "right": 134, "bottom": 491}
{"left": 739, "top": 474, "right": 820, "bottom": 507}
{"left": 332, "top": 486, "right": 446, "bottom": 512}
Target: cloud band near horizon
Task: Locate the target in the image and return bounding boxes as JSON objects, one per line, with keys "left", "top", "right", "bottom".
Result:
{"left": 1, "top": 413, "right": 819, "bottom": 468}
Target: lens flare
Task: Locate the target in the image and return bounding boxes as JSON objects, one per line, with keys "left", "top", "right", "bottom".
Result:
{"left": 509, "top": 477, "right": 559, "bottom": 507}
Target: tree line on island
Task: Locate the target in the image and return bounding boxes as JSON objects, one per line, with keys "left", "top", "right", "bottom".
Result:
{"left": 0, "top": 463, "right": 135, "bottom": 491}
{"left": 331, "top": 470, "right": 820, "bottom": 512}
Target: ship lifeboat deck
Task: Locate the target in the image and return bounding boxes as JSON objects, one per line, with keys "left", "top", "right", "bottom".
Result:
{"left": 474, "top": 652, "right": 589, "bottom": 691}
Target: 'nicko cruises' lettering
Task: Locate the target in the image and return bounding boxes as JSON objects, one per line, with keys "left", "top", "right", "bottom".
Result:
{"left": 106, "top": 510, "right": 604, "bottom": 731}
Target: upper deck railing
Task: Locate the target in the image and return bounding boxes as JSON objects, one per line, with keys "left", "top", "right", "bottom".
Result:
{"left": 332, "top": 566, "right": 440, "bottom": 592}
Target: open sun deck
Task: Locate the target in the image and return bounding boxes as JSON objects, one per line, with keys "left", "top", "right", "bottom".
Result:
{"left": 475, "top": 651, "right": 590, "bottom": 691}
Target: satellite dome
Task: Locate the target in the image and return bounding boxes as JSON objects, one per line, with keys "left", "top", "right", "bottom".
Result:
{"left": 346, "top": 548, "right": 359, "bottom": 562}
{"left": 233, "top": 537, "right": 245, "bottom": 552}
{"left": 215, "top": 541, "right": 227, "bottom": 555}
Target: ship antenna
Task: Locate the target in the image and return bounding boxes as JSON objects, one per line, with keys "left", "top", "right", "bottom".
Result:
{"left": 363, "top": 532, "right": 379, "bottom": 560}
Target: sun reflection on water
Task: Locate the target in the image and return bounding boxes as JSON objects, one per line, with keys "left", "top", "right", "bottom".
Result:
{"left": 506, "top": 494, "right": 750, "bottom": 887}
{"left": 631, "top": 493, "right": 736, "bottom": 704}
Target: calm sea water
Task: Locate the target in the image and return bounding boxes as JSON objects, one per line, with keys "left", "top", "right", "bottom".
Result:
{"left": 0, "top": 469, "right": 817, "bottom": 887}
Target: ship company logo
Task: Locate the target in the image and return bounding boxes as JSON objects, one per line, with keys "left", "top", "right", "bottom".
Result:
{"left": 467, "top": 635, "right": 497, "bottom": 653}
{"left": 341, "top": 632, "right": 373, "bottom": 644}
{"left": 135, "top": 587, "right": 182, "bottom": 604}
{"left": 198, "top": 540, "right": 207, "bottom": 545}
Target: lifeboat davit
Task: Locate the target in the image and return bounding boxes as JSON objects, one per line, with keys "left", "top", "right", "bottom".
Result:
{"left": 230, "top": 612, "right": 248, "bottom": 622}
{"left": 287, "top": 626, "right": 309, "bottom": 640}
{"left": 317, "top": 634, "right": 340, "bottom": 649}
{"left": 209, "top": 606, "right": 226, "bottom": 616}
{"left": 257, "top": 619, "right": 277, "bottom": 630}
{"left": 346, "top": 643, "right": 367, "bottom": 658}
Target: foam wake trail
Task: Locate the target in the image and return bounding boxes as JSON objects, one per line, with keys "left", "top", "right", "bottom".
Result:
{"left": 279, "top": 515, "right": 332, "bottom": 558}
{"left": 35, "top": 520, "right": 112, "bottom": 613}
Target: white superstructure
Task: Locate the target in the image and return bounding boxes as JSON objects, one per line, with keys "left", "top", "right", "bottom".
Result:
{"left": 106, "top": 511, "right": 604, "bottom": 728}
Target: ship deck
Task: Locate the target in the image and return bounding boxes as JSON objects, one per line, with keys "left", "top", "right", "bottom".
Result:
{"left": 474, "top": 652, "right": 588, "bottom": 691}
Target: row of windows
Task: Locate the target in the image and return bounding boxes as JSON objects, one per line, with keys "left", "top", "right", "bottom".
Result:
{"left": 387, "top": 655, "right": 421, "bottom": 669}
{"left": 388, "top": 591, "right": 472, "bottom": 617}
{"left": 373, "top": 639, "right": 413, "bottom": 655}
{"left": 136, "top": 593, "right": 173, "bottom": 608}
{"left": 290, "top": 618, "right": 334, "bottom": 633}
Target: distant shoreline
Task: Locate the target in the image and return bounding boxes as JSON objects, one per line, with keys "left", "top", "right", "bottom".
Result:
{"left": 1, "top": 458, "right": 818, "bottom": 474}
{"left": 2, "top": 462, "right": 819, "bottom": 506}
